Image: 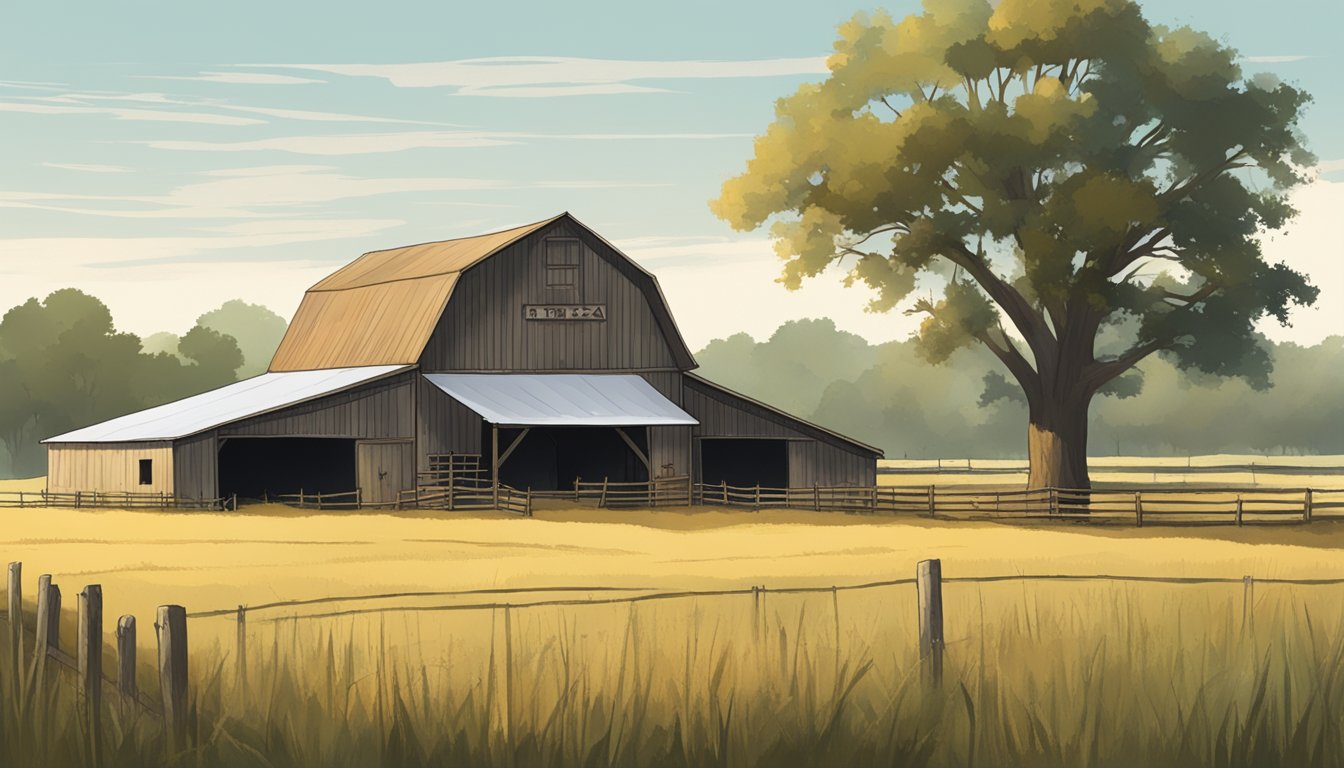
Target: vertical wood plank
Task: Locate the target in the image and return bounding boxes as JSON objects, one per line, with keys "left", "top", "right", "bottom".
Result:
{"left": 79, "top": 584, "right": 103, "bottom": 766}
{"left": 236, "top": 605, "right": 247, "bottom": 697}
{"left": 1305, "top": 488, "right": 1313, "bottom": 523}
{"left": 30, "top": 574, "right": 53, "bottom": 684}
{"left": 116, "top": 615, "right": 137, "bottom": 701}
{"left": 7, "top": 562, "right": 21, "bottom": 689}
{"left": 917, "top": 559, "right": 944, "bottom": 687}
{"left": 157, "top": 604, "right": 189, "bottom": 755}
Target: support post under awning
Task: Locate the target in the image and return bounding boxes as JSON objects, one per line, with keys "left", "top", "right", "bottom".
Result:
{"left": 491, "top": 424, "right": 499, "bottom": 507}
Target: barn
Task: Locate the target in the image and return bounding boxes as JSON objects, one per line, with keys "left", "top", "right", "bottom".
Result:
{"left": 43, "top": 214, "right": 880, "bottom": 507}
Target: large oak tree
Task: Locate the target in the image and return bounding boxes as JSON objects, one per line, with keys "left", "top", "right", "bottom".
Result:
{"left": 712, "top": 0, "right": 1318, "bottom": 488}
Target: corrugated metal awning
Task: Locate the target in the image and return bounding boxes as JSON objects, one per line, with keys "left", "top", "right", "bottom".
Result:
{"left": 423, "top": 373, "right": 698, "bottom": 427}
{"left": 44, "top": 365, "right": 412, "bottom": 443}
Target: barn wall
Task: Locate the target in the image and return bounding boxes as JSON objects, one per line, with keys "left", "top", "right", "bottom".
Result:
{"left": 416, "top": 376, "right": 484, "bottom": 472}
{"left": 420, "top": 219, "right": 683, "bottom": 372}
{"left": 173, "top": 432, "right": 218, "bottom": 500}
{"left": 220, "top": 372, "right": 415, "bottom": 439}
{"left": 47, "top": 442, "right": 174, "bottom": 495}
{"left": 684, "top": 377, "right": 878, "bottom": 488}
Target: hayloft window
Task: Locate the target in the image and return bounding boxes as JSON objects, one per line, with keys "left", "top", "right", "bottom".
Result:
{"left": 545, "top": 238, "right": 580, "bottom": 290}
{"left": 138, "top": 459, "right": 153, "bottom": 486}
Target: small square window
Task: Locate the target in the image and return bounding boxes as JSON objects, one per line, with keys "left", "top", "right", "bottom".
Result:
{"left": 545, "top": 238, "right": 580, "bottom": 289}
{"left": 138, "top": 459, "right": 153, "bottom": 486}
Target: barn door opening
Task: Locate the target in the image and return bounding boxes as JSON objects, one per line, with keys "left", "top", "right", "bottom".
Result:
{"left": 218, "top": 437, "right": 356, "bottom": 501}
{"left": 489, "top": 425, "right": 650, "bottom": 491}
{"left": 699, "top": 438, "right": 789, "bottom": 489}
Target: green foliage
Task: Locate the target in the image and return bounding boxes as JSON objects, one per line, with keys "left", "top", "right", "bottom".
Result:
{"left": 194, "top": 299, "right": 288, "bottom": 378}
{"left": 695, "top": 321, "right": 1344, "bottom": 457}
{"left": 712, "top": 0, "right": 1319, "bottom": 471}
{"left": 0, "top": 290, "right": 246, "bottom": 478}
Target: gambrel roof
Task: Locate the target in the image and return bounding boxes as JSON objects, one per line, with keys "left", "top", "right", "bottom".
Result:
{"left": 269, "top": 213, "right": 696, "bottom": 371}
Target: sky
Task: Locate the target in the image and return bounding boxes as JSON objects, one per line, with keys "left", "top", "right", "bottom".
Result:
{"left": 1, "top": 0, "right": 1341, "bottom": 351}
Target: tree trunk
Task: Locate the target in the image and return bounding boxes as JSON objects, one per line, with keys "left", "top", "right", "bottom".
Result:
{"left": 1026, "top": 396, "right": 1091, "bottom": 491}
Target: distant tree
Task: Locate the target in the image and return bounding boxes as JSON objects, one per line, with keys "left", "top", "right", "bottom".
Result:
{"left": 195, "top": 299, "right": 287, "bottom": 378}
{"left": 0, "top": 290, "right": 244, "bottom": 478}
{"left": 712, "top": 0, "right": 1318, "bottom": 488}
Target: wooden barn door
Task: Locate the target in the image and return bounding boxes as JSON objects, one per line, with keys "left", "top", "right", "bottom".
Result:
{"left": 356, "top": 440, "right": 414, "bottom": 507}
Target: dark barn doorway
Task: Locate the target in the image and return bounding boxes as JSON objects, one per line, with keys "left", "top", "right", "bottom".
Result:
{"left": 218, "top": 437, "right": 356, "bottom": 500}
{"left": 700, "top": 438, "right": 789, "bottom": 489}
{"left": 488, "top": 426, "right": 650, "bottom": 491}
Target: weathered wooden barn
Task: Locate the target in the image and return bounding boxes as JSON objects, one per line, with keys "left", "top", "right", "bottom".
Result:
{"left": 44, "top": 214, "right": 880, "bottom": 505}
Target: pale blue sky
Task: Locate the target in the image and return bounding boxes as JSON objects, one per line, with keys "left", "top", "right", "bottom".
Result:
{"left": 2, "top": 0, "right": 1340, "bottom": 348}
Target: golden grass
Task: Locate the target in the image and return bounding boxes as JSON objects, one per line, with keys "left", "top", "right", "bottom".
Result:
{"left": 6, "top": 468, "right": 1344, "bottom": 766}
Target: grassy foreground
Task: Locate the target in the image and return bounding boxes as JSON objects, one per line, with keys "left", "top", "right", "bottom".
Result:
{"left": 5, "top": 578, "right": 1344, "bottom": 767}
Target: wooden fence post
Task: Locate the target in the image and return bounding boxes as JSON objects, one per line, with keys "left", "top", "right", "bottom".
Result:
{"left": 157, "top": 605, "right": 189, "bottom": 755}
{"left": 599, "top": 477, "right": 609, "bottom": 508}
{"left": 916, "top": 559, "right": 944, "bottom": 687}
{"left": 236, "top": 605, "right": 247, "bottom": 697}
{"left": 814, "top": 485, "right": 821, "bottom": 512}
{"left": 30, "top": 574, "right": 53, "bottom": 685}
{"left": 926, "top": 486, "right": 936, "bottom": 517}
{"left": 78, "top": 585, "right": 103, "bottom": 765}
{"left": 7, "top": 562, "right": 22, "bottom": 690}
{"left": 117, "top": 616, "right": 137, "bottom": 702}
{"left": 574, "top": 476, "right": 581, "bottom": 503}
{"left": 754, "top": 484, "right": 761, "bottom": 512}
{"left": 1235, "top": 494, "right": 1244, "bottom": 526}
{"left": 1135, "top": 491, "right": 1144, "bottom": 527}
{"left": 1305, "top": 488, "right": 1313, "bottom": 523}
{"left": 721, "top": 480, "right": 727, "bottom": 505}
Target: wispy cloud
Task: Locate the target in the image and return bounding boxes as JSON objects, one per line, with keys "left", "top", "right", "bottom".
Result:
{"left": 43, "top": 162, "right": 133, "bottom": 174}
{"left": 0, "top": 100, "right": 264, "bottom": 126}
{"left": 137, "top": 129, "right": 749, "bottom": 155}
{"left": 137, "top": 71, "right": 325, "bottom": 86}
{"left": 1241, "top": 55, "right": 1312, "bottom": 63}
{"left": 253, "top": 55, "right": 829, "bottom": 96}
{"left": 0, "top": 166, "right": 665, "bottom": 221}
{"left": 1316, "top": 159, "right": 1344, "bottom": 174}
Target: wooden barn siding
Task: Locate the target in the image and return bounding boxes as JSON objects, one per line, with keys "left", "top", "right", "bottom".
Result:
{"left": 787, "top": 440, "right": 877, "bottom": 488}
{"left": 684, "top": 379, "right": 877, "bottom": 488}
{"left": 218, "top": 373, "right": 415, "bottom": 439}
{"left": 172, "top": 432, "right": 218, "bottom": 500}
{"left": 416, "top": 377, "right": 483, "bottom": 472}
{"left": 419, "top": 220, "right": 682, "bottom": 372}
{"left": 648, "top": 425, "right": 692, "bottom": 479}
{"left": 47, "top": 442, "right": 174, "bottom": 495}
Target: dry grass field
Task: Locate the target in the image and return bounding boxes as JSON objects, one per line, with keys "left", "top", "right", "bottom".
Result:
{"left": 6, "top": 466, "right": 1344, "bottom": 767}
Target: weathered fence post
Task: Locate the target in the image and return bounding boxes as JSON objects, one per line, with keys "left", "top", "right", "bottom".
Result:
{"left": 926, "top": 486, "right": 936, "bottom": 518}
{"left": 754, "top": 484, "right": 761, "bottom": 512}
{"left": 7, "top": 562, "right": 22, "bottom": 689}
{"left": 1235, "top": 494, "right": 1244, "bottom": 526}
{"left": 236, "top": 605, "right": 247, "bottom": 696}
{"left": 574, "top": 476, "right": 581, "bottom": 503}
{"left": 1135, "top": 491, "right": 1144, "bottom": 527}
{"left": 721, "top": 480, "right": 727, "bottom": 505}
{"left": 78, "top": 585, "right": 103, "bottom": 765}
{"left": 117, "top": 616, "right": 137, "bottom": 702}
{"left": 916, "top": 559, "right": 944, "bottom": 687}
{"left": 1305, "top": 488, "right": 1313, "bottom": 523}
{"left": 599, "top": 477, "right": 609, "bottom": 508}
{"left": 157, "top": 604, "right": 189, "bottom": 755}
{"left": 30, "top": 574, "right": 54, "bottom": 685}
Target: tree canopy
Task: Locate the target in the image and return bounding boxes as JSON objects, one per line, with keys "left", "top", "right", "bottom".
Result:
{"left": 712, "top": 0, "right": 1318, "bottom": 487}
{"left": 0, "top": 290, "right": 247, "bottom": 478}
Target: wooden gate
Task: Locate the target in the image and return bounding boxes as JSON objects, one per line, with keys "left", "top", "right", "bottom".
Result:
{"left": 356, "top": 440, "right": 414, "bottom": 507}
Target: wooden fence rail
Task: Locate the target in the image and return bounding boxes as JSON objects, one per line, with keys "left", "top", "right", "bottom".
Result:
{"left": 2, "top": 560, "right": 185, "bottom": 762}
{"left": 0, "top": 490, "right": 228, "bottom": 510}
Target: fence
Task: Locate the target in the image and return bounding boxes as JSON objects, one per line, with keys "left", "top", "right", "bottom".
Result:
{"left": 0, "top": 489, "right": 229, "bottom": 510}
{"left": 566, "top": 475, "right": 693, "bottom": 507}
{"left": 11, "top": 553, "right": 1344, "bottom": 757}
{"left": 2, "top": 561, "right": 188, "bottom": 762}
{"left": 682, "top": 483, "right": 1344, "bottom": 526}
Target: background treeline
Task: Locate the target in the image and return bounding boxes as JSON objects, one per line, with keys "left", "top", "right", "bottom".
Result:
{"left": 2, "top": 291, "right": 1340, "bottom": 479}
{"left": 0, "top": 290, "right": 286, "bottom": 478}
{"left": 697, "top": 319, "right": 1344, "bottom": 459}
